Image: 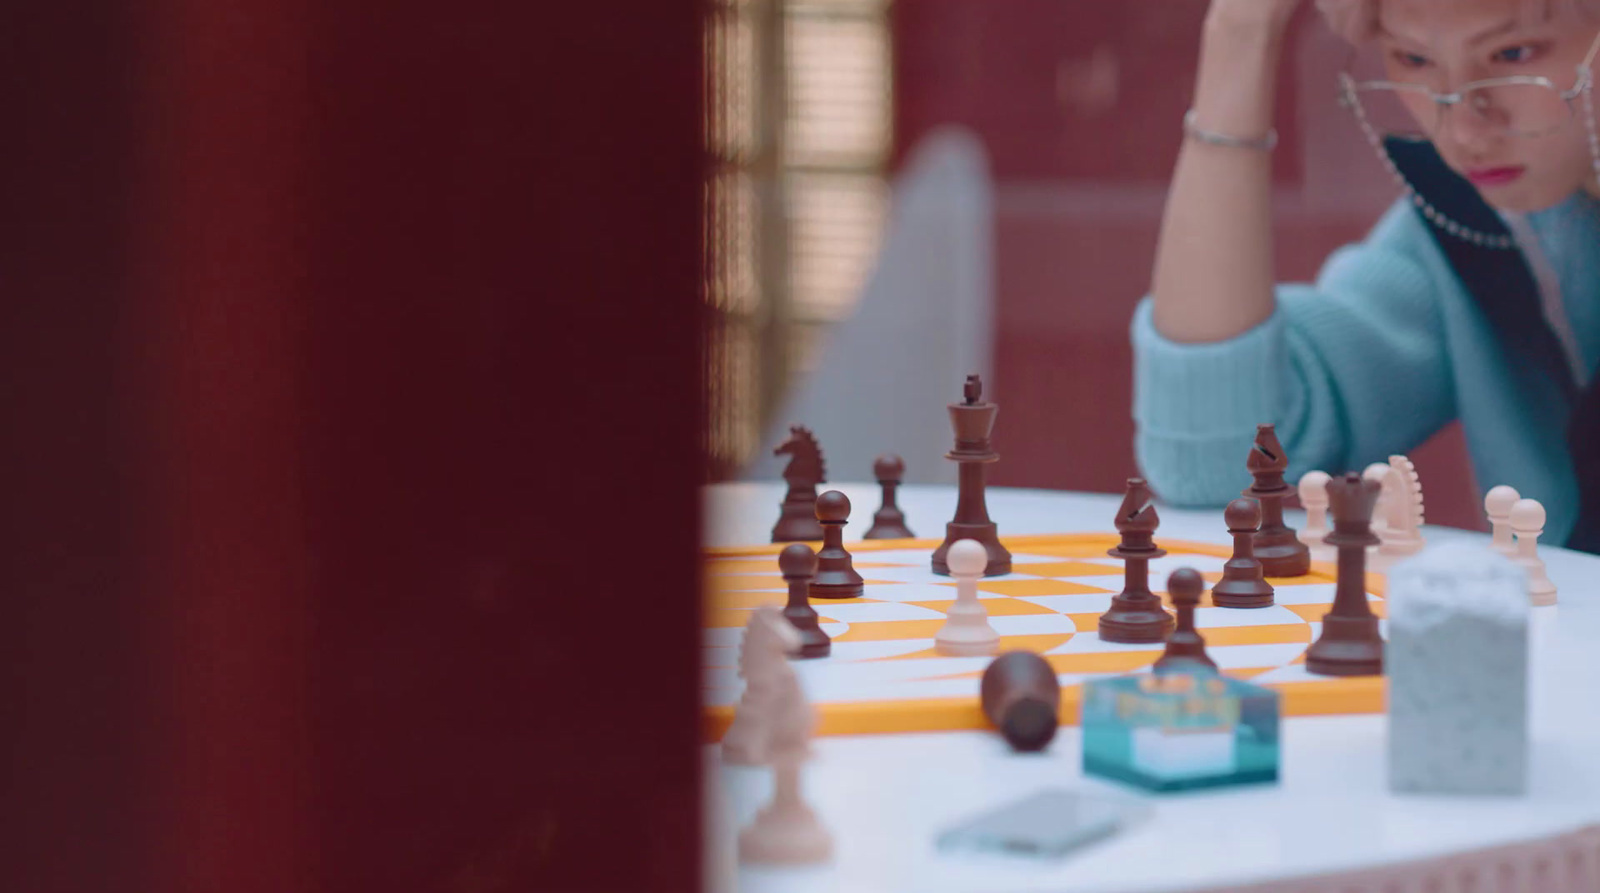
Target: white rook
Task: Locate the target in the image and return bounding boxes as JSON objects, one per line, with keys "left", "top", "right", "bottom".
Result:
{"left": 1387, "top": 543, "right": 1529, "bottom": 796}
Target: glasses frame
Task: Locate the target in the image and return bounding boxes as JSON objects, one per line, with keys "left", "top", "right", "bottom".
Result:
{"left": 1338, "top": 29, "right": 1600, "bottom": 140}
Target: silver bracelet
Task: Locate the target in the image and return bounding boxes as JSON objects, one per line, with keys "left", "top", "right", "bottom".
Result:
{"left": 1183, "top": 109, "right": 1277, "bottom": 151}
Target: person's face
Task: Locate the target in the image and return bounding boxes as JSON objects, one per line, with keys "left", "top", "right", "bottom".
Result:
{"left": 1374, "top": 0, "right": 1600, "bottom": 211}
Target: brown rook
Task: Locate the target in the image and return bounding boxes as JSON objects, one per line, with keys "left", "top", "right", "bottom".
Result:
{"left": 1246, "top": 424, "right": 1311, "bottom": 577}
{"left": 1211, "top": 498, "right": 1276, "bottom": 608}
{"left": 1154, "top": 567, "right": 1216, "bottom": 673}
{"left": 779, "top": 543, "right": 830, "bottom": 658}
{"left": 931, "top": 374, "right": 1011, "bottom": 576}
{"left": 1098, "top": 478, "right": 1175, "bottom": 643}
{"left": 981, "top": 651, "right": 1061, "bottom": 752}
{"left": 809, "top": 490, "right": 864, "bottom": 599}
{"left": 1304, "top": 471, "right": 1385, "bottom": 677}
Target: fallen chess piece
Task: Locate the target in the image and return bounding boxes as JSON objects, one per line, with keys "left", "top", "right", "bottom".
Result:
{"left": 981, "top": 651, "right": 1060, "bottom": 752}
{"left": 1388, "top": 543, "right": 1528, "bottom": 795}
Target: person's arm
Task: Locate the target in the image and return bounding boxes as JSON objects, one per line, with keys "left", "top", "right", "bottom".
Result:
{"left": 1133, "top": 203, "right": 1459, "bottom": 507}
{"left": 1150, "top": 0, "right": 1302, "bottom": 343}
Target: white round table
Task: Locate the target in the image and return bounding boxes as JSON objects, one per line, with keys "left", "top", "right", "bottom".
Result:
{"left": 704, "top": 484, "right": 1600, "bottom": 893}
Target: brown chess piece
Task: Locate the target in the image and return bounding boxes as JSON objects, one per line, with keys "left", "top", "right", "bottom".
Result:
{"left": 809, "top": 490, "right": 864, "bottom": 600}
{"left": 931, "top": 375, "right": 1012, "bottom": 576}
{"left": 1153, "top": 568, "right": 1216, "bottom": 673}
{"left": 1246, "top": 424, "right": 1312, "bottom": 577}
{"left": 1210, "top": 498, "right": 1276, "bottom": 608}
{"left": 779, "top": 543, "right": 830, "bottom": 658}
{"left": 771, "top": 425, "right": 826, "bottom": 543}
{"left": 863, "top": 454, "right": 914, "bottom": 539}
{"left": 980, "top": 651, "right": 1060, "bottom": 752}
{"left": 1097, "top": 478, "right": 1175, "bottom": 643}
{"left": 1304, "top": 471, "right": 1385, "bottom": 677}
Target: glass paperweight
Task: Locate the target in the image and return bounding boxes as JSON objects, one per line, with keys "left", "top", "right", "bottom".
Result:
{"left": 1081, "top": 664, "right": 1280, "bottom": 793}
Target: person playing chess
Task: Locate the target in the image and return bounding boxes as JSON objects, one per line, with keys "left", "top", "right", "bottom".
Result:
{"left": 1132, "top": 0, "right": 1600, "bottom": 552}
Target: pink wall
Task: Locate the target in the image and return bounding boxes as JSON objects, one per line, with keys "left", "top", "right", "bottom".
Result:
{"left": 892, "top": 1, "right": 1485, "bottom": 530}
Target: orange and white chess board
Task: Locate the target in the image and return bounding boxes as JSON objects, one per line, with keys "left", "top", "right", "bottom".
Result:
{"left": 702, "top": 533, "right": 1387, "bottom": 739}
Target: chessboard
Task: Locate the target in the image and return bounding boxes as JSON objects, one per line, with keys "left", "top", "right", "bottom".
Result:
{"left": 702, "top": 533, "right": 1387, "bottom": 740}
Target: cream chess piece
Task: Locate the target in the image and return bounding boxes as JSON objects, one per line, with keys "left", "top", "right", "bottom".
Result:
{"left": 1378, "top": 455, "right": 1425, "bottom": 557}
{"left": 1298, "top": 470, "right": 1331, "bottom": 548}
{"left": 935, "top": 539, "right": 1001, "bottom": 656}
{"left": 737, "top": 613, "right": 832, "bottom": 865}
{"left": 1510, "top": 498, "right": 1557, "bottom": 606}
{"left": 1486, "top": 485, "right": 1521, "bottom": 558}
{"left": 722, "top": 606, "right": 803, "bottom": 766}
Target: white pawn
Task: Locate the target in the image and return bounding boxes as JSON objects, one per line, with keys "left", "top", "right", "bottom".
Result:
{"left": 1510, "top": 498, "right": 1558, "bottom": 606}
{"left": 935, "top": 539, "right": 1000, "bottom": 656}
{"left": 1486, "top": 485, "right": 1521, "bottom": 558}
{"left": 722, "top": 606, "right": 803, "bottom": 766}
{"left": 1298, "top": 470, "right": 1331, "bottom": 547}
{"left": 737, "top": 628, "right": 832, "bottom": 865}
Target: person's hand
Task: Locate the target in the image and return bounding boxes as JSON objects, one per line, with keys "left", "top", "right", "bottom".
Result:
{"left": 1205, "top": 0, "right": 1304, "bottom": 36}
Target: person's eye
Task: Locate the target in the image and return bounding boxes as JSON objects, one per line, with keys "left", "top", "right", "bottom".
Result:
{"left": 1390, "top": 50, "right": 1432, "bottom": 69}
{"left": 1492, "top": 43, "right": 1547, "bottom": 64}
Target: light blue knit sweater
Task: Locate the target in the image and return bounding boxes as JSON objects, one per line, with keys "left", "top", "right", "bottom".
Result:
{"left": 1131, "top": 191, "right": 1600, "bottom": 542}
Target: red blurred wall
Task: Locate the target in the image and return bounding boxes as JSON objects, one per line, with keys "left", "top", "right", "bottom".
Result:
{"left": 892, "top": 1, "right": 1485, "bottom": 530}
{"left": 3, "top": 2, "right": 704, "bottom": 891}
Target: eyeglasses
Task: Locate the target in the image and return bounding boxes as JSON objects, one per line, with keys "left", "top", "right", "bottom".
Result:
{"left": 1338, "top": 30, "right": 1600, "bottom": 141}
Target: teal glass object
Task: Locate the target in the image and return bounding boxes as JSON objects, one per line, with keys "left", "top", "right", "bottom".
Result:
{"left": 1081, "top": 664, "right": 1280, "bottom": 793}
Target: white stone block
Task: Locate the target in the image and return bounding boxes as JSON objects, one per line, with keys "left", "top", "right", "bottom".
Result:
{"left": 1386, "top": 543, "right": 1529, "bottom": 796}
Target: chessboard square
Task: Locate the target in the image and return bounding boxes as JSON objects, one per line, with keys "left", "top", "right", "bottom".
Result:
{"left": 706, "top": 590, "right": 787, "bottom": 612}
{"left": 1145, "top": 554, "right": 1230, "bottom": 578}
{"left": 1270, "top": 583, "right": 1338, "bottom": 605}
{"left": 1205, "top": 642, "right": 1314, "bottom": 669}
{"left": 703, "top": 557, "right": 779, "bottom": 576}
{"left": 1007, "top": 560, "right": 1125, "bottom": 578}
{"left": 1045, "top": 650, "right": 1161, "bottom": 675}
{"left": 836, "top": 548, "right": 932, "bottom": 565}
{"left": 855, "top": 566, "right": 938, "bottom": 583}
{"left": 990, "top": 613, "right": 1078, "bottom": 636}
{"left": 904, "top": 598, "right": 1063, "bottom": 617}
{"left": 1193, "top": 605, "right": 1307, "bottom": 629}
{"left": 705, "top": 574, "right": 785, "bottom": 593}
{"left": 1017, "top": 592, "right": 1118, "bottom": 615}
{"left": 1010, "top": 553, "right": 1075, "bottom": 564}
{"left": 832, "top": 618, "right": 946, "bottom": 643}
{"left": 1052, "top": 632, "right": 1165, "bottom": 655}
{"left": 1199, "top": 624, "right": 1313, "bottom": 647}
{"left": 975, "top": 579, "right": 1115, "bottom": 597}
{"left": 865, "top": 582, "right": 1005, "bottom": 602}
{"left": 811, "top": 601, "right": 947, "bottom": 623}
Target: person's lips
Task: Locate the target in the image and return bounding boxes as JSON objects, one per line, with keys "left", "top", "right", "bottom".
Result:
{"left": 1464, "top": 165, "right": 1526, "bottom": 187}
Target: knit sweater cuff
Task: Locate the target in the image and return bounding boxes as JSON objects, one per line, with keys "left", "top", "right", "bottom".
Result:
{"left": 1130, "top": 299, "right": 1286, "bottom": 506}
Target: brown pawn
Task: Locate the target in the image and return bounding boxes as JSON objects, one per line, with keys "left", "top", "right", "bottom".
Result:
{"left": 779, "top": 543, "right": 830, "bottom": 658}
{"left": 1210, "top": 498, "right": 1276, "bottom": 608}
{"left": 1153, "top": 568, "right": 1216, "bottom": 673}
{"left": 931, "top": 375, "right": 1012, "bottom": 577}
{"left": 1097, "top": 478, "right": 1175, "bottom": 643}
{"left": 980, "top": 651, "right": 1060, "bottom": 752}
{"left": 863, "top": 454, "right": 914, "bottom": 539}
{"left": 1245, "top": 424, "right": 1312, "bottom": 577}
{"left": 1304, "top": 471, "right": 1385, "bottom": 677}
{"left": 808, "top": 490, "right": 864, "bottom": 600}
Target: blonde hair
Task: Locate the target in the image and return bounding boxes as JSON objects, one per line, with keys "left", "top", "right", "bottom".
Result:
{"left": 1317, "top": 0, "right": 1600, "bottom": 43}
